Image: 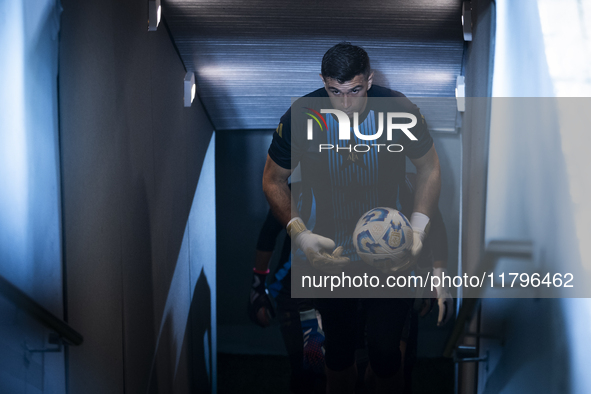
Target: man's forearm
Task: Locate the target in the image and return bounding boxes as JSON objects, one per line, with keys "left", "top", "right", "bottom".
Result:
{"left": 413, "top": 149, "right": 441, "bottom": 219}
{"left": 262, "top": 156, "right": 295, "bottom": 227}
{"left": 262, "top": 179, "right": 294, "bottom": 227}
{"left": 433, "top": 259, "right": 447, "bottom": 269}
{"left": 254, "top": 250, "right": 274, "bottom": 272}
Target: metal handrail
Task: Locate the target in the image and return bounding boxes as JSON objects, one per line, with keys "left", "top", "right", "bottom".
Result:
{"left": 443, "top": 240, "right": 533, "bottom": 358}
{"left": 443, "top": 298, "right": 480, "bottom": 358}
{"left": 0, "top": 274, "right": 83, "bottom": 346}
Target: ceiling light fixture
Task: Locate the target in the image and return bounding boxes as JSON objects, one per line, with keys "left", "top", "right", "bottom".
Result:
{"left": 148, "top": 0, "right": 161, "bottom": 31}
{"left": 456, "top": 76, "right": 466, "bottom": 112}
{"left": 462, "top": 2, "right": 473, "bottom": 41}
{"left": 184, "top": 72, "right": 196, "bottom": 107}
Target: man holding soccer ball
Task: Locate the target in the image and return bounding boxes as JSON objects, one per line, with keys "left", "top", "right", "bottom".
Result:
{"left": 263, "top": 42, "right": 453, "bottom": 393}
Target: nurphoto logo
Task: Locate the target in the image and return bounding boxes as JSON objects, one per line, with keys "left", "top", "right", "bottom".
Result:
{"left": 305, "top": 108, "right": 418, "bottom": 153}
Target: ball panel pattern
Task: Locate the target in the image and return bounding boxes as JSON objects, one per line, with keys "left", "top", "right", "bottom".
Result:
{"left": 353, "top": 207, "right": 414, "bottom": 272}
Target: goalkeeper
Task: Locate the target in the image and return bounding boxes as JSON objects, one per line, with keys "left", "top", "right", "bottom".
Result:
{"left": 262, "top": 42, "right": 451, "bottom": 393}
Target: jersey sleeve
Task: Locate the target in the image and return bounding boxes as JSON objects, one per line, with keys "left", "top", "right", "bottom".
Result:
{"left": 256, "top": 209, "right": 285, "bottom": 252}
{"left": 268, "top": 101, "right": 310, "bottom": 170}
{"left": 372, "top": 87, "right": 434, "bottom": 160}
{"left": 268, "top": 109, "right": 293, "bottom": 170}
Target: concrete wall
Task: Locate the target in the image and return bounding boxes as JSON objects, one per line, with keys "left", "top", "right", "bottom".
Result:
{"left": 59, "top": 0, "right": 216, "bottom": 392}
{"left": 0, "top": 0, "right": 65, "bottom": 392}
{"left": 476, "top": 1, "right": 576, "bottom": 393}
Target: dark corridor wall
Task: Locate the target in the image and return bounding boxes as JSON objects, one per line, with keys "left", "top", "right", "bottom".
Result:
{"left": 215, "top": 130, "right": 288, "bottom": 354}
{"left": 59, "top": 0, "right": 215, "bottom": 392}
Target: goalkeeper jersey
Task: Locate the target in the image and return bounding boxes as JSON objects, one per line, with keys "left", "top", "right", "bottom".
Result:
{"left": 268, "top": 85, "right": 433, "bottom": 261}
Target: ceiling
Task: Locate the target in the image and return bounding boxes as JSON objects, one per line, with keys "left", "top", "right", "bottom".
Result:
{"left": 164, "top": 0, "right": 465, "bottom": 131}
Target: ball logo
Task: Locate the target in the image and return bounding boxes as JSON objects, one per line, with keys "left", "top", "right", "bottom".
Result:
{"left": 383, "top": 222, "right": 406, "bottom": 250}
{"left": 387, "top": 231, "right": 401, "bottom": 248}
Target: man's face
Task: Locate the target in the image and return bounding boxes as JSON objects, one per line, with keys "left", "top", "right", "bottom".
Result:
{"left": 320, "top": 72, "right": 374, "bottom": 119}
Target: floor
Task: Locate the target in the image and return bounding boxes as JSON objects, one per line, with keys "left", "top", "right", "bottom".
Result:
{"left": 218, "top": 353, "right": 454, "bottom": 394}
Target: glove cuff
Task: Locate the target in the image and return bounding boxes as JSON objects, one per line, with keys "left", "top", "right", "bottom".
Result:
{"left": 287, "top": 217, "right": 307, "bottom": 239}
{"left": 432, "top": 267, "right": 446, "bottom": 279}
{"left": 300, "top": 308, "right": 317, "bottom": 322}
{"left": 432, "top": 267, "right": 448, "bottom": 298}
{"left": 252, "top": 271, "right": 268, "bottom": 290}
{"left": 410, "top": 212, "right": 430, "bottom": 232}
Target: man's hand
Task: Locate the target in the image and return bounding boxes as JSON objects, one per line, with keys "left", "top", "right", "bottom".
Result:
{"left": 288, "top": 218, "right": 350, "bottom": 274}
{"left": 410, "top": 212, "right": 431, "bottom": 259}
{"left": 248, "top": 269, "right": 275, "bottom": 327}
{"left": 301, "top": 308, "right": 325, "bottom": 375}
{"left": 432, "top": 267, "right": 454, "bottom": 326}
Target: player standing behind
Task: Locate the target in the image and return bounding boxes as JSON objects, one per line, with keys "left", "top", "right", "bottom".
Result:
{"left": 263, "top": 42, "right": 452, "bottom": 394}
{"left": 248, "top": 184, "right": 326, "bottom": 394}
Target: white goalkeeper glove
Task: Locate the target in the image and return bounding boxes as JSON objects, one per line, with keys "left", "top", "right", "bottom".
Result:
{"left": 410, "top": 212, "right": 431, "bottom": 260}
{"left": 432, "top": 267, "right": 454, "bottom": 326}
{"left": 287, "top": 217, "right": 350, "bottom": 274}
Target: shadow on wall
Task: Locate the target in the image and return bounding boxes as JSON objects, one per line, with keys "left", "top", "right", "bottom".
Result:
{"left": 149, "top": 268, "right": 212, "bottom": 394}
{"left": 188, "top": 268, "right": 213, "bottom": 393}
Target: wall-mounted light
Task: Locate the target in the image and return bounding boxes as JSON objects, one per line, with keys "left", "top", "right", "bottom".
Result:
{"left": 184, "top": 72, "right": 196, "bottom": 107}
{"left": 456, "top": 75, "right": 466, "bottom": 112}
{"left": 462, "top": 1, "right": 472, "bottom": 41}
{"left": 148, "top": 0, "right": 161, "bottom": 31}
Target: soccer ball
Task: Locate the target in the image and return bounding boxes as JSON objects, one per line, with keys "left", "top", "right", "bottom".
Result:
{"left": 353, "top": 207, "right": 414, "bottom": 273}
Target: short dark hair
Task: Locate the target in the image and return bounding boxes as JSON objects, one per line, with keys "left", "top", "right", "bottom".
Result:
{"left": 321, "top": 42, "right": 371, "bottom": 83}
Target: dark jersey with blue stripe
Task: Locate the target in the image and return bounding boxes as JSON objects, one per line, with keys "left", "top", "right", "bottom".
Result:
{"left": 268, "top": 85, "right": 433, "bottom": 261}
